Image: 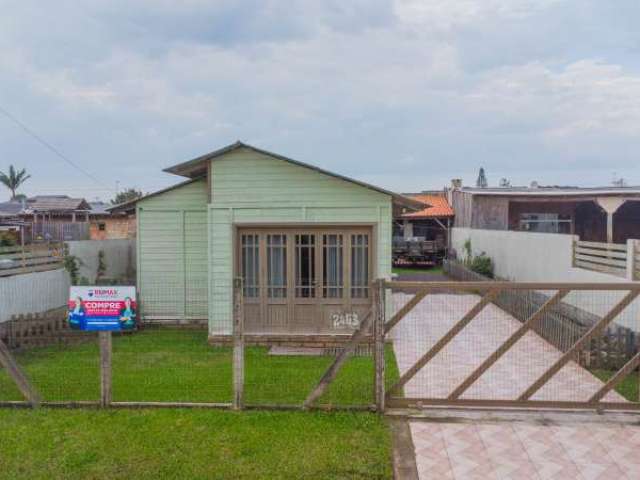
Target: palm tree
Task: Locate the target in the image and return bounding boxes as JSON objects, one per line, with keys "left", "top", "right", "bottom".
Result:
{"left": 0, "top": 165, "right": 31, "bottom": 200}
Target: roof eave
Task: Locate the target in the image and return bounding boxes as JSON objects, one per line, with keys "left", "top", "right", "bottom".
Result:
{"left": 395, "top": 197, "right": 430, "bottom": 211}
{"left": 106, "top": 176, "right": 206, "bottom": 213}
{"left": 164, "top": 141, "right": 424, "bottom": 209}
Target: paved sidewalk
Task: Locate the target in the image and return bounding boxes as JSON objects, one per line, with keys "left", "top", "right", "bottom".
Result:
{"left": 410, "top": 419, "right": 640, "bottom": 479}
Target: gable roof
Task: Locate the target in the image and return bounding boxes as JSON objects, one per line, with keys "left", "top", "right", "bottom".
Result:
{"left": 89, "top": 201, "right": 111, "bottom": 215}
{"left": 0, "top": 201, "right": 24, "bottom": 217}
{"left": 27, "top": 195, "right": 90, "bottom": 212}
{"left": 163, "top": 141, "right": 423, "bottom": 210}
{"left": 401, "top": 193, "right": 454, "bottom": 219}
{"left": 107, "top": 177, "right": 204, "bottom": 213}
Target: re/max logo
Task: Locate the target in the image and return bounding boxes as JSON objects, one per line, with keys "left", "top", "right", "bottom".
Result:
{"left": 91, "top": 289, "right": 117, "bottom": 296}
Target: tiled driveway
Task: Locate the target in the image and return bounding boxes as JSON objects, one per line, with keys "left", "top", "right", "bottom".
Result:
{"left": 389, "top": 293, "right": 624, "bottom": 402}
{"left": 410, "top": 420, "right": 640, "bottom": 479}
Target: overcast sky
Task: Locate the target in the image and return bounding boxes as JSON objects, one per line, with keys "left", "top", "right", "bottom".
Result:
{"left": 1, "top": 0, "right": 639, "bottom": 202}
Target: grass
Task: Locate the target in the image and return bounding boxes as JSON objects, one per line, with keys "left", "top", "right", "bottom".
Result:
{"left": 0, "top": 329, "right": 400, "bottom": 407}
{"left": 0, "top": 331, "right": 396, "bottom": 479}
{"left": 592, "top": 369, "right": 639, "bottom": 401}
{"left": 392, "top": 265, "right": 443, "bottom": 276}
{"left": 0, "top": 409, "right": 392, "bottom": 479}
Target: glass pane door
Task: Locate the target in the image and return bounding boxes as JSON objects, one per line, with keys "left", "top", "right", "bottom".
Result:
{"left": 323, "top": 234, "right": 344, "bottom": 298}
{"left": 295, "top": 234, "right": 315, "bottom": 298}
{"left": 267, "top": 234, "right": 287, "bottom": 298}
{"left": 241, "top": 234, "right": 259, "bottom": 298}
{"left": 351, "top": 233, "right": 369, "bottom": 299}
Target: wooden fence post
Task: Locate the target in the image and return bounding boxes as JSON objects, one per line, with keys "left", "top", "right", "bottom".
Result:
{"left": 233, "top": 278, "right": 244, "bottom": 410}
{"left": 373, "top": 279, "right": 386, "bottom": 413}
{"left": 627, "top": 239, "right": 638, "bottom": 281}
{"left": 0, "top": 338, "right": 41, "bottom": 407}
{"left": 99, "top": 331, "right": 112, "bottom": 407}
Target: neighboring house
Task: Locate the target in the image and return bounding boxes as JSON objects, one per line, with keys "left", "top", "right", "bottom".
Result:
{"left": 23, "top": 195, "right": 92, "bottom": 241}
{"left": 392, "top": 191, "right": 454, "bottom": 264}
{"left": 119, "top": 141, "right": 422, "bottom": 343}
{"left": 89, "top": 201, "right": 136, "bottom": 240}
{"left": 395, "top": 191, "right": 454, "bottom": 240}
{"left": 0, "top": 201, "right": 25, "bottom": 243}
{"left": 449, "top": 184, "right": 640, "bottom": 244}
{"left": 0, "top": 201, "right": 24, "bottom": 220}
{"left": 26, "top": 195, "right": 91, "bottom": 222}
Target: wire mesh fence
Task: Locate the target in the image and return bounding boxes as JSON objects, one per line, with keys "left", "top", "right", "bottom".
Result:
{"left": 3, "top": 270, "right": 640, "bottom": 412}
{"left": 0, "top": 278, "right": 384, "bottom": 410}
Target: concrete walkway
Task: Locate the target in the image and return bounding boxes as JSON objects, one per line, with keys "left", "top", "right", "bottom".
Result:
{"left": 410, "top": 417, "right": 640, "bottom": 479}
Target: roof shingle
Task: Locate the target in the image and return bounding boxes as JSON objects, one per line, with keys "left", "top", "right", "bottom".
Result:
{"left": 27, "top": 196, "right": 90, "bottom": 212}
{"left": 401, "top": 193, "right": 454, "bottom": 218}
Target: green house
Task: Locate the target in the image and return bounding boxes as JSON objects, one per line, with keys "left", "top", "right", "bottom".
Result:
{"left": 131, "top": 142, "right": 421, "bottom": 343}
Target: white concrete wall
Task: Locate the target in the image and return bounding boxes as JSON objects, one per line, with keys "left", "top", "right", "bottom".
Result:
{"left": 66, "top": 239, "right": 136, "bottom": 283}
{"left": 451, "top": 228, "right": 640, "bottom": 330}
{"left": 0, "top": 268, "right": 70, "bottom": 323}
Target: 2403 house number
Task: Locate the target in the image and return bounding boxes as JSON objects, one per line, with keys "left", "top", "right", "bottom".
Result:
{"left": 332, "top": 312, "right": 360, "bottom": 329}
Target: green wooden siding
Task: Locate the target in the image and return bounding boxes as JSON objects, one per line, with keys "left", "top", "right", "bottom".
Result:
{"left": 137, "top": 179, "right": 208, "bottom": 321}
{"left": 135, "top": 149, "right": 394, "bottom": 331}
{"left": 209, "top": 148, "right": 392, "bottom": 335}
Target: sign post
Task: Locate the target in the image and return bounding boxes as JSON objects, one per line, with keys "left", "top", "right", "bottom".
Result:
{"left": 99, "top": 331, "right": 112, "bottom": 407}
{"left": 67, "top": 286, "right": 137, "bottom": 408}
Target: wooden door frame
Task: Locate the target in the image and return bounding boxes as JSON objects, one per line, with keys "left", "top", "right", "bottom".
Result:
{"left": 233, "top": 223, "right": 378, "bottom": 334}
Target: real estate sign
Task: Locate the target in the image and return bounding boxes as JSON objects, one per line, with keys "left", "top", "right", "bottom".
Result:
{"left": 68, "top": 286, "right": 137, "bottom": 331}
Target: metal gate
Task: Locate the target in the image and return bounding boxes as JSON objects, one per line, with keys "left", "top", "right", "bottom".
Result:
{"left": 383, "top": 280, "right": 640, "bottom": 411}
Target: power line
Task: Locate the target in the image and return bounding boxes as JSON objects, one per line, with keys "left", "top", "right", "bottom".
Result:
{"left": 0, "top": 105, "right": 112, "bottom": 189}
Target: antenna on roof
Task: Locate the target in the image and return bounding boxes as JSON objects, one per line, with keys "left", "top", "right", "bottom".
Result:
{"left": 612, "top": 172, "right": 627, "bottom": 188}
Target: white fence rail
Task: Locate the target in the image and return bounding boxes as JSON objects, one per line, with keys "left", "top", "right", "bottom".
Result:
{"left": 0, "top": 268, "right": 70, "bottom": 323}
{"left": 0, "top": 243, "right": 64, "bottom": 277}
{"left": 573, "top": 239, "right": 638, "bottom": 280}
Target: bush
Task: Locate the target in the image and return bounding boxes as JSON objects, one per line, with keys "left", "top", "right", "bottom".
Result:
{"left": 0, "top": 231, "right": 17, "bottom": 247}
{"left": 470, "top": 253, "right": 494, "bottom": 278}
{"left": 463, "top": 238, "right": 472, "bottom": 264}
{"left": 63, "top": 244, "right": 80, "bottom": 285}
{"left": 96, "top": 249, "right": 106, "bottom": 283}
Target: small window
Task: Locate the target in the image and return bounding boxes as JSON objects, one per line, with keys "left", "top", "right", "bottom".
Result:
{"left": 98, "top": 223, "right": 106, "bottom": 231}
{"left": 520, "top": 213, "right": 571, "bottom": 234}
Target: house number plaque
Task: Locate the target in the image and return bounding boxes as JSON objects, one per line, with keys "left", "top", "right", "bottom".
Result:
{"left": 332, "top": 312, "right": 360, "bottom": 329}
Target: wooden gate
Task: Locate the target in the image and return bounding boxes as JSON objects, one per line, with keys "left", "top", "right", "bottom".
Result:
{"left": 382, "top": 280, "right": 640, "bottom": 411}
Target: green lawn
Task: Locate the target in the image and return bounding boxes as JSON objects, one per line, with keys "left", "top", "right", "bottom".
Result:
{"left": 0, "top": 409, "right": 392, "bottom": 480}
{"left": 592, "top": 369, "right": 639, "bottom": 401}
{"left": 392, "top": 265, "right": 443, "bottom": 276}
{"left": 0, "top": 329, "right": 400, "bottom": 407}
